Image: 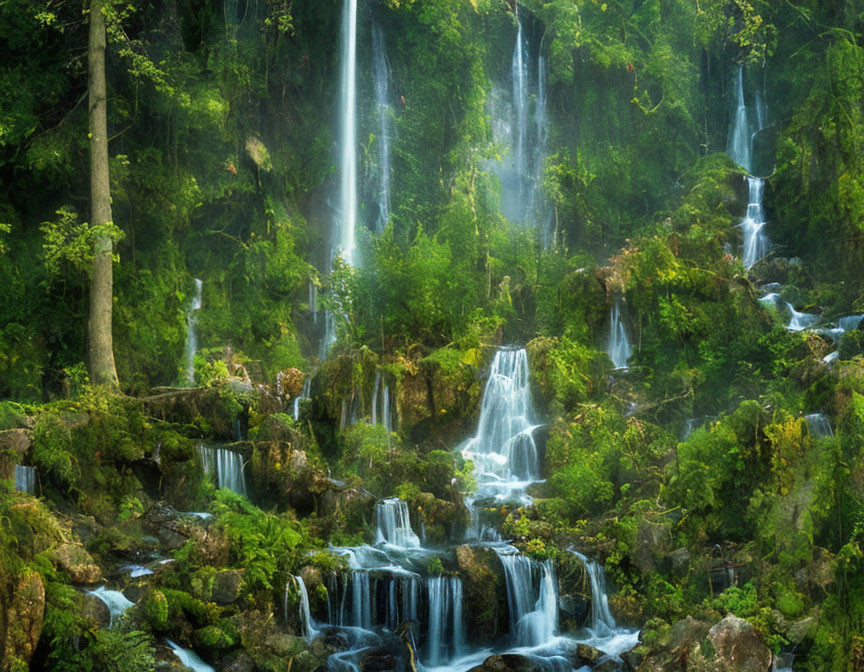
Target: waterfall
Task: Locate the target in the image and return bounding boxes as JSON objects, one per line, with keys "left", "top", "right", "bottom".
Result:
{"left": 309, "top": 282, "right": 319, "bottom": 325}
{"left": 371, "top": 371, "right": 395, "bottom": 431}
{"left": 758, "top": 293, "right": 819, "bottom": 332}
{"left": 88, "top": 586, "right": 135, "bottom": 627}
{"left": 805, "top": 413, "right": 834, "bottom": 439}
{"left": 198, "top": 445, "right": 247, "bottom": 496}
{"left": 607, "top": 299, "right": 633, "bottom": 370}
{"left": 293, "top": 376, "right": 312, "bottom": 421}
{"left": 375, "top": 498, "right": 421, "bottom": 548}
{"left": 372, "top": 23, "right": 393, "bottom": 233}
{"left": 727, "top": 67, "right": 752, "bottom": 173}
{"left": 426, "top": 577, "right": 466, "bottom": 666}
{"left": 337, "top": 0, "right": 358, "bottom": 265}
{"left": 184, "top": 278, "right": 203, "bottom": 386}
{"left": 741, "top": 178, "right": 770, "bottom": 269}
{"left": 288, "top": 575, "right": 318, "bottom": 639}
{"left": 490, "top": 5, "right": 550, "bottom": 239}
{"left": 460, "top": 348, "right": 540, "bottom": 504}
{"left": 493, "top": 545, "right": 558, "bottom": 647}
{"left": 167, "top": 640, "right": 215, "bottom": 672}
{"left": 14, "top": 465, "right": 35, "bottom": 494}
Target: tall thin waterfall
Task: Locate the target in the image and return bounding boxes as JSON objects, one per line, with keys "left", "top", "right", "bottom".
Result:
{"left": 741, "top": 177, "right": 769, "bottom": 269}
{"left": 371, "top": 371, "right": 395, "bottom": 431}
{"left": 337, "top": 0, "right": 358, "bottom": 266}
{"left": 461, "top": 348, "right": 540, "bottom": 503}
{"left": 727, "top": 67, "right": 752, "bottom": 173}
{"left": 14, "top": 465, "right": 35, "bottom": 494}
{"left": 375, "top": 498, "right": 421, "bottom": 548}
{"left": 426, "top": 577, "right": 466, "bottom": 666}
{"left": 491, "top": 5, "right": 551, "bottom": 241}
{"left": 607, "top": 299, "right": 632, "bottom": 370}
{"left": 198, "top": 445, "right": 247, "bottom": 496}
{"left": 293, "top": 376, "right": 312, "bottom": 421}
{"left": 184, "top": 278, "right": 203, "bottom": 385}
{"left": 372, "top": 23, "right": 392, "bottom": 233}
{"left": 727, "top": 66, "right": 771, "bottom": 268}
{"left": 288, "top": 575, "right": 317, "bottom": 639}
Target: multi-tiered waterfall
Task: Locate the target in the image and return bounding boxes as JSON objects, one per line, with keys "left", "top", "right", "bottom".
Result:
{"left": 290, "top": 347, "right": 637, "bottom": 672}
{"left": 728, "top": 67, "right": 771, "bottom": 269}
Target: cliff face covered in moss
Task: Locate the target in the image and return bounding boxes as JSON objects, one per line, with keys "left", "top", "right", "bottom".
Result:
{"left": 2, "top": 1, "right": 864, "bottom": 671}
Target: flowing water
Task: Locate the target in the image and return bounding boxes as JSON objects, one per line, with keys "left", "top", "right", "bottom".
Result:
{"left": 14, "top": 465, "right": 36, "bottom": 494}
{"left": 805, "top": 413, "right": 834, "bottom": 439}
{"left": 284, "top": 348, "right": 637, "bottom": 672}
{"left": 758, "top": 293, "right": 819, "bottom": 332}
{"left": 88, "top": 586, "right": 135, "bottom": 627}
{"left": 198, "top": 444, "right": 247, "bottom": 496}
{"left": 337, "top": 0, "right": 358, "bottom": 266}
{"left": 741, "top": 177, "right": 770, "bottom": 269}
{"left": 184, "top": 278, "right": 203, "bottom": 385}
{"left": 293, "top": 375, "right": 313, "bottom": 421}
{"left": 372, "top": 23, "right": 393, "bottom": 233}
{"left": 607, "top": 299, "right": 633, "bottom": 370}
{"left": 167, "top": 639, "right": 215, "bottom": 672}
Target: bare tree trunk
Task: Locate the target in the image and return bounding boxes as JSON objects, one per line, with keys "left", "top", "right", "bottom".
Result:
{"left": 88, "top": 0, "right": 119, "bottom": 388}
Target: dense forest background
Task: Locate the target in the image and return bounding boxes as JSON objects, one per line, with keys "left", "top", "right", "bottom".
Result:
{"left": 3, "top": 1, "right": 864, "bottom": 671}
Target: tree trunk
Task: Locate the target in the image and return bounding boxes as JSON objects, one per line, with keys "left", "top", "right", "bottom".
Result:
{"left": 88, "top": 0, "right": 119, "bottom": 388}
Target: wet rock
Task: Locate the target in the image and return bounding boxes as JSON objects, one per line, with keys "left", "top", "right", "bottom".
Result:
{"left": 212, "top": 570, "right": 244, "bottom": 605}
{"left": 576, "top": 643, "right": 602, "bottom": 664}
{"left": 81, "top": 590, "right": 111, "bottom": 628}
{"left": 467, "top": 653, "right": 546, "bottom": 672}
{"left": 219, "top": 650, "right": 255, "bottom": 672}
{"left": 637, "top": 617, "right": 710, "bottom": 672}
{"left": 360, "top": 648, "right": 398, "bottom": 671}
{"left": 0, "top": 570, "right": 45, "bottom": 670}
{"left": 0, "top": 429, "right": 31, "bottom": 480}
{"left": 455, "top": 544, "right": 505, "bottom": 644}
{"left": 143, "top": 502, "right": 199, "bottom": 552}
{"left": 73, "top": 516, "right": 100, "bottom": 544}
{"left": 687, "top": 615, "right": 771, "bottom": 672}
{"left": 50, "top": 543, "right": 103, "bottom": 584}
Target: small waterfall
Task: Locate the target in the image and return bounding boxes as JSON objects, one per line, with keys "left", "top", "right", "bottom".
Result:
{"left": 607, "top": 299, "right": 633, "bottom": 370}
{"left": 198, "top": 445, "right": 247, "bottom": 496}
{"left": 336, "top": 0, "right": 358, "bottom": 265}
{"left": 426, "top": 577, "right": 466, "bottom": 666}
{"left": 167, "top": 640, "right": 215, "bottom": 672}
{"left": 88, "top": 586, "right": 135, "bottom": 627}
{"left": 14, "top": 465, "right": 35, "bottom": 494}
{"left": 727, "top": 66, "right": 752, "bottom": 173}
{"left": 773, "top": 652, "right": 794, "bottom": 672}
{"left": 805, "top": 413, "right": 834, "bottom": 439}
{"left": 758, "top": 293, "right": 819, "bottom": 332}
{"left": 293, "top": 376, "right": 312, "bottom": 421}
{"left": 288, "top": 575, "right": 318, "bottom": 639}
{"left": 741, "top": 178, "right": 770, "bottom": 269}
{"left": 184, "top": 278, "right": 203, "bottom": 386}
{"left": 309, "top": 282, "right": 319, "bottom": 325}
{"left": 461, "top": 348, "right": 540, "bottom": 503}
{"left": 375, "top": 498, "right": 421, "bottom": 548}
{"left": 119, "top": 564, "right": 154, "bottom": 578}
{"left": 371, "top": 371, "right": 395, "bottom": 431}
{"left": 493, "top": 545, "right": 558, "bottom": 647}
{"left": 372, "top": 23, "right": 393, "bottom": 233}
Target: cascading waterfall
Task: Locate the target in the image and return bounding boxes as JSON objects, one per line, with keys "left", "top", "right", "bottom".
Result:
{"left": 14, "top": 465, "right": 36, "bottom": 494}
{"left": 607, "top": 299, "right": 633, "bottom": 370}
{"left": 167, "top": 640, "right": 215, "bottom": 672}
{"left": 758, "top": 293, "right": 819, "bottom": 332}
{"left": 426, "top": 577, "right": 466, "bottom": 666}
{"left": 376, "top": 497, "right": 421, "bottom": 548}
{"left": 198, "top": 444, "right": 247, "bottom": 496}
{"left": 372, "top": 23, "right": 393, "bottom": 233}
{"left": 494, "top": 545, "right": 558, "bottom": 647}
{"left": 460, "top": 348, "right": 540, "bottom": 504}
{"left": 741, "top": 177, "right": 770, "bottom": 270}
{"left": 184, "top": 278, "right": 203, "bottom": 386}
{"left": 88, "top": 586, "right": 135, "bottom": 627}
{"left": 805, "top": 413, "right": 834, "bottom": 439}
{"left": 570, "top": 550, "right": 639, "bottom": 657}
{"left": 727, "top": 67, "right": 771, "bottom": 269}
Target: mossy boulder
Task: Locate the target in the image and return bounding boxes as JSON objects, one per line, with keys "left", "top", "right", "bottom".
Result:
{"left": 455, "top": 544, "right": 506, "bottom": 644}
{"left": 50, "top": 543, "right": 103, "bottom": 584}
{"left": 687, "top": 616, "right": 772, "bottom": 672}
{"left": 0, "top": 429, "right": 31, "bottom": 481}
{"left": 0, "top": 570, "right": 45, "bottom": 671}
